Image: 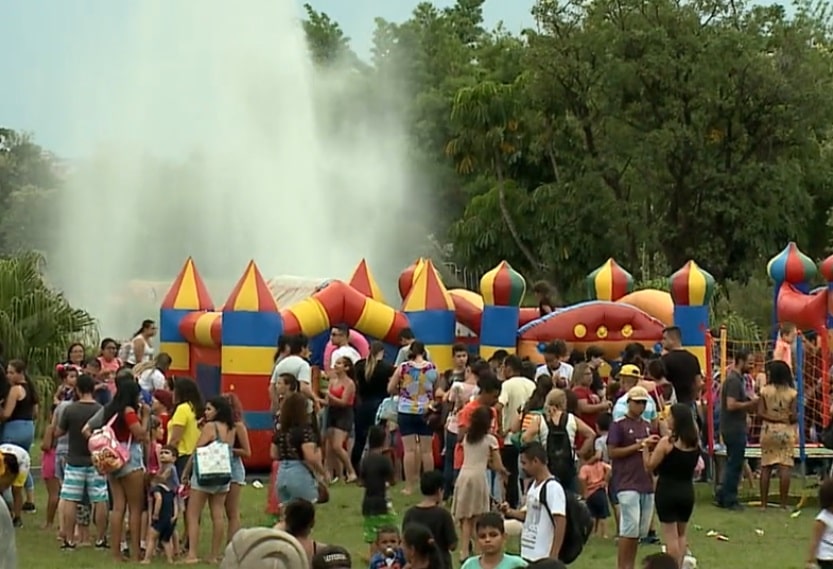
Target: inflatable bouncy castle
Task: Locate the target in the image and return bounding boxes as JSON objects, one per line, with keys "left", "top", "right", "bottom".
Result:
{"left": 158, "top": 256, "right": 713, "bottom": 468}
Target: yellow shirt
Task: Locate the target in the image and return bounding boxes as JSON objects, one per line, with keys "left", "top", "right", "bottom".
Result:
{"left": 168, "top": 403, "right": 199, "bottom": 456}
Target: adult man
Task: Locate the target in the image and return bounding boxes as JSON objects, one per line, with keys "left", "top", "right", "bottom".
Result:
{"left": 500, "top": 442, "right": 566, "bottom": 562}
{"left": 497, "top": 355, "right": 536, "bottom": 508}
{"left": 660, "top": 327, "right": 703, "bottom": 406}
{"left": 715, "top": 349, "right": 758, "bottom": 511}
{"left": 270, "top": 334, "right": 318, "bottom": 412}
{"left": 612, "top": 365, "right": 658, "bottom": 428}
{"left": 585, "top": 345, "right": 607, "bottom": 395}
{"left": 55, "top": 373, "right": 108, "bottom": 549}
{"left": 394, "top": 328, "right": 431, "bottom": 366}
{"left": 535, "top": 341, "right": 573, "bottom": 387}
{"left": 609, "top": 386, "right": 658, "bottom": 569}
{"left": 329, "top": 324, "right": 361, "bottom": 367}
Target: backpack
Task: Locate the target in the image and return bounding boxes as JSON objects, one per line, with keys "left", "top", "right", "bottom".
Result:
{"left": 545, "top": 412, "right": 575, "bottom": 486}
{"left": 88, "top": 413, "right": 131, "bottom": 475}
{"left": 510, "top": 409, "right": 543, "bottom": 448}
{"left": 540, "top": 479, "right": 594, "bottom": 564}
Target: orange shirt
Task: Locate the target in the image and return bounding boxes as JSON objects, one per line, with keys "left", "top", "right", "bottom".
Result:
{"left": 454, "top": 400, "right": 499, "bottom": 469}
{"left": 579, "top": 461, "right": 610, "bottom": 498}
{"left": 773, "top": 338, "right": 793, "bottom": 370}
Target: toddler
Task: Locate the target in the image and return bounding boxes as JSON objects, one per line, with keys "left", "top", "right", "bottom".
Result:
{"left": 368, "top": 525, "right": 406, "bottom": 569}
{"left": 580, "top": 447, "right": 611, "bottom": 538}
{"left": 142, "top": 447, "right": 179, "bottom": 564}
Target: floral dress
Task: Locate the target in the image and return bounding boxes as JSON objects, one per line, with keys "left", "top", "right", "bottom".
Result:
{"left": 760, "top": 384, "right": 798, "bottom": 467}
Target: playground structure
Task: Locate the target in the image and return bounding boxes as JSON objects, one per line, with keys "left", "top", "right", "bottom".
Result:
{"left": 158, "top": 255, "right": 715, "bottom": 468}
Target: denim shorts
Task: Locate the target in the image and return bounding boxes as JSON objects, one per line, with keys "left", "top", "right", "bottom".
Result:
{"left": 276, "top": 460, "right": 318, "bottom": 504}
{"left": 230, "top": 456, "right": 246, "bottom": 485}
{"left": 112, "top": 442, "right": 144, "bottom": 479}
{"left": 617, "top": 491, "right": 654, "bottom": 539}
{"left": 55, "top": 451, "right": 68, "bottom": 481}
{"left": 398, "top": 412, "right": 433, "bottom": 437}
{"left": 190, "top": 471, "right": 230, "bottom": 495}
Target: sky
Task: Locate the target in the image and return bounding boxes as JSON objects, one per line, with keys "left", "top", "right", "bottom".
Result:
{"left": 0, "top": 1, "right": 535, "bottom": 156}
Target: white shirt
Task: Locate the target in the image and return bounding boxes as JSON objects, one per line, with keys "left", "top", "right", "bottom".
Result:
{"left": 138, "top": 368, "right": 167, "bottom": 392}
{"left": 816, "top": 510, "right": 833, "bottom": 561}
{"left": 0, "top": 443, "right": 30, "bottom": 479}
{"left": 498, "top": 376, "right": 536, "bottom": 444}
{"left": 330, "top": 345, "right": 361, "bottom": 368}
{"left": 535, "top": 362, "right": 574, "bottom": 385}
{"left": 521, "top": 477, "right": 566, "bottom": 561}
{"left": 270, "top": 355, "right": 312, "bottom": 386}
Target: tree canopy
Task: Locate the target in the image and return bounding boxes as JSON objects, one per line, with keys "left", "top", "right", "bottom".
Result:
{"left": 4, "top": 0, "right": 833, "bottom": 335}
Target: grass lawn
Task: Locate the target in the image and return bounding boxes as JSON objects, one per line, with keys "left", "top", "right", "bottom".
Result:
{"left": 15, "top": 480, "right": 817, "bottom": 568}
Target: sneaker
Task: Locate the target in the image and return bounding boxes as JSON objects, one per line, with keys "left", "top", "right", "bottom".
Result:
{"left": 61, "top": 540, "right": 77, "bottom": 550}
{"left": 22, "top": 502, "right": 36, "bottom": 513}
{"left": 11, "top": 517, "right": 22, "bottom": 528}
{"left": 95, "top": 539, "right": 108, "bottom": 549}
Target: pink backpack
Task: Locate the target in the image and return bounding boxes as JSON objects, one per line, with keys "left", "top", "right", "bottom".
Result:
{"left": 88, "top": 414, "right": 131, "bottom": 475}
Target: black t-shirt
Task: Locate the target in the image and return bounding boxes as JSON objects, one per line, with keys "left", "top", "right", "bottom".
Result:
{"left": 402, "top": 505, "right": 457, "bottom": 569}
{"left": 274, "top": 425, "right": 317, "bottom": 461}
{"left": 662, "top": 350, "right": 702, "bottom": 404}
{"left": 360, "top": 452, "right": 393, "bottom": 515}
{"left": 355, "top": 360, "right": 395, "bottom": 401}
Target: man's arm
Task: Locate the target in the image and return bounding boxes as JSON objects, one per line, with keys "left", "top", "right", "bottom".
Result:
{"left": 551, "top": 514, "right": 566, "bottom": 559}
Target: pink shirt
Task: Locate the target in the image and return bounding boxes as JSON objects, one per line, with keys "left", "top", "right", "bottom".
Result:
{"left": 98, "top": 356, "right": 122, "bottom": 373}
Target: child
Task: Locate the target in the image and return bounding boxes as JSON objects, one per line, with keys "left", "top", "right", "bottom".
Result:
{"left": 596, "top": 412, "right": 618, "bottom": 536}
{"left": 142, "top": 447, "right": 179, "bottom": 564}
{"left": 376, "top": 395, "right": 401, "bottom": 482}
{"left": 774, "top": 322, "right": 797, "bottom": 372}
{"left": 402, "top": 471, "right": 457, "bottom": 569}
{"left": 806, "top": 478, "right": 833, "bottom": 569}
{"left": 578, "top": 447, "right": 611, "bottom": 539}
{"left": 642, "top": 552, "right": 678, "bottom": 569}
{"left": 368, "top": 525, "right": 406, "bottom": 569}
{"left": 361, "top": 425, "right": 396, "bottom": 556}
{"left": 460, "top": 512, "right": 525, "bottom": 569}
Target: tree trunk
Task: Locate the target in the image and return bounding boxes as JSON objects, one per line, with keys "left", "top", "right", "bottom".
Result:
{"left": 495, "top": 161, "right": 545, "bottom": 272}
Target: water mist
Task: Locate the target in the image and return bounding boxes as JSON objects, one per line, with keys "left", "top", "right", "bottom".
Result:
{"left": 43, "top": 1, "right": 429, "bottom": 335}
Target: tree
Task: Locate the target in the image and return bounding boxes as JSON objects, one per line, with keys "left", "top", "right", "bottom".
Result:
{"left": 0, "top": 251, "right": 98, "bottom": 375}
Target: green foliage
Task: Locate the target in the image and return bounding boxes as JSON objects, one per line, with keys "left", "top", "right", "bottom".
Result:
{"left": 0, "top": 251, "right": 99, "bottom": 375}
{"left": 31, "top": 375, "right": 55, "bottom": 433}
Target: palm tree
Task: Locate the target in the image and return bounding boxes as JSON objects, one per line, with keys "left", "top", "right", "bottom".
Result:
{"left": 445, "top": 80, "right": 544, "bottom": 272}
{"left": 0, "top": 251, "right": 98, "bottom": 376}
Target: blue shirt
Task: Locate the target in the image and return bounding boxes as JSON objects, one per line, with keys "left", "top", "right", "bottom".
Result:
{"left": 368, "top": 548, "right": 406, "bottom": 569}
{"left": 612, "top": 393, "right": 657, "bottom": 422}
{"left": 461, "top": 553, "right": 527, "bottom": 569}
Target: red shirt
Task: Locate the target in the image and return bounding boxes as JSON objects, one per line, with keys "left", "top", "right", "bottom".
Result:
{"left": 112, "top": 409, "right": 140, "bottom": 442}
{"left": 573, "top": 385, "right": 601, "bottom": 433}
{"left": 454, "top": 400, "right": 499, "bottom": 469}
{"left": 157, "top": 412, "right": 170, "bottom": 444}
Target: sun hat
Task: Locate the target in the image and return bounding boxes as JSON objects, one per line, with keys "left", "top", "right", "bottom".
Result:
{"left": 627, "top": 386, "right": 650, "bottom": 402}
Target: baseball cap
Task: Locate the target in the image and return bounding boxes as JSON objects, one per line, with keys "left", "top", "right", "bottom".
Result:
{"left": 311, "top": 545, "right": 352, "bottom": 569}
{"left": 627, "top": 386, "right": 650, "bottom": 402}
{"left": 618, "top": 364, "right": 642, "bottom": 378}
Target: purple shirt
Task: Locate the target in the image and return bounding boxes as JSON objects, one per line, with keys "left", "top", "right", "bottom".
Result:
{"left": 608, "top": 415, "right": 654, "bottom": 494}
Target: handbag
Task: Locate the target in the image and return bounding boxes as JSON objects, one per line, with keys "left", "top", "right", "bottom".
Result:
{"left": 194, "top": 424, "right": 232, "bottom": 486}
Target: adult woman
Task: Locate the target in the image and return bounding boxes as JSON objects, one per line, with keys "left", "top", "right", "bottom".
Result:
{"left": 224, "top": 392, "right": 251, "bottom": 542}
{"left": 452, "top": 405, "right": 507, "bottom": 561}
{"left": 443, "top": 359, "right": 482, "bottom": 497}
{"left": 97, "top": 338, "right": 122, "bottom": 374}
{"left": 121, "top": 319, "right": 157, "bottom": 368}
{"left": 168, "top": 378, "right": 203, "bottom": 477}
{"left": 571, "top": 362, "right": 611, "bottom": 435}
{"left": 387, "top": 341, "right": 438, "bottom": 495}
{"left": 643, "top": 403, "right": 701, "bottom": 567}
{"left": 759, "top": 360, "right": 798, "bottom": 509}
{"left": 63, "top": 343, "right": 86, "bottom": 369}
{"left": 325, "top": 356, "right": 357, "bottom": 483}
{"left": 86, "top": 373, "right": 148, "bottom": 562}
{"left": 183, "top": 396, "right": 236, "bottom": 564}
{"left": 274, "top": 392, "right": 325, "bottom": 504}
{"left": 1, "top": 359, "right": 39, "bottom": 516}
{"left": 267, "top": 373, "right": 300, "bottom": 518}
{"left": 525, "top": 388, "right": 595, "bottom": 492}
{"left": 351, "top": 341, "right": 395, "bottom": 473}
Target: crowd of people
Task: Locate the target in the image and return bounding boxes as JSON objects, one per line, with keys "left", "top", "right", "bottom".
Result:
{"left": 1, "top": 313, "right": 830, "bottom": 569}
